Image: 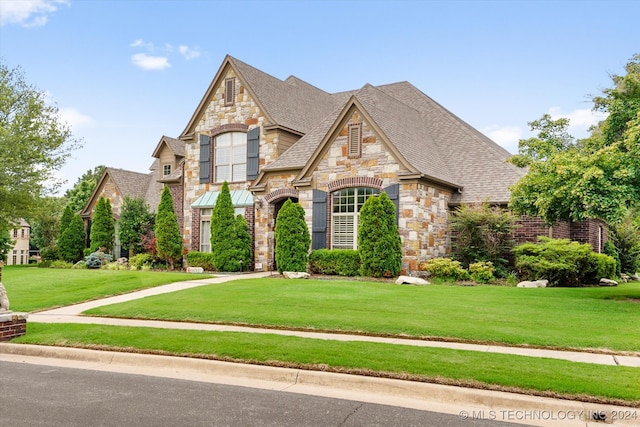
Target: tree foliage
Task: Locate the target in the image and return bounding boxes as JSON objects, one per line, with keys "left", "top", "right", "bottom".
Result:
{"left": 118, "top": 196, "right": 154, "bottom": 256}
{"left": 28, "top": 196, "right": 66, "bottom": 252}
{"left": 58, "top": 214, "right": 86, "bottom": 263}
{"left": 609, "top": 214, "right": 640, "bottom": 274}
{"left": 509, "top": 54, "right": 640, "bottom": 224}
{"left": 451, "top": 202, "right": 515, "bottom": 275}
{"left": 155, "top": 185, "right": 183, "bottom": 269}
{"left": 275, "top": 199, "right": 310, "bottom": 273}
{"left": 358, "top": 192, "right": 402, "bottom": 278}
{"left": 89, "top": 197, "right": 115, "bottom": 253}
{"left": 64, "top": 165, "right": 105, "bottom": 213}
{"left": 210, "top": 181, "right": 251, "bottom": 272}
{"left": 56, "top": 205, "right": 74, "bottom": 253}
{"left": 0, "top": 62, "right": 81, "bottom": 232}
{"left": 0, "top": 229, "right": 13, "bottom": 262}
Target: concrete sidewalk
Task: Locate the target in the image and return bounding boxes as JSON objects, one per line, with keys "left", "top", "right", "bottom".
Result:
{"left": 27, "top": 271, "right": 640, "bottom": 368}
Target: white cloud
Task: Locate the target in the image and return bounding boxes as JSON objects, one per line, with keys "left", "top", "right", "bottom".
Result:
{"left": 548, "top": 106, "right": 608, "bottom": 137}
{"left": 0, "top": 0, "right": 69, "bottom": 27}
{"left": 58, "top": 107, "right": 94, "bottom": 129}
{"left": 178, "top": 45, "right": 201, "bottom": 60}
{"left": 482, "top": 125, "right": 523, "bottom": 154}
{"left": 130, "top": 39, "right": 154, "bottom": 50}
{"left": 131, "top": 53, "right": 170, "bottom": 70}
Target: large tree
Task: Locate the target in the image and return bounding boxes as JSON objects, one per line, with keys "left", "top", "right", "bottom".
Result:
{"left": 155, "top": 185, "right": 182, "bottom": 269}
{"left": 28, "top": 196, "right": 66, "bottom": 252}
{"left": 64, "top": 165, "right": 106, "bottom": 213}
{"left": 509, "top": 54, "right": 640, "bottom": 224}
{"left": 89, "top": 196, "right": 115, "bottom": 253}
{"left": 0, "top": 62, "right": 81, "bottom": 232}
{"left": 118, "top": 196, "right": 154, "bottom": 256}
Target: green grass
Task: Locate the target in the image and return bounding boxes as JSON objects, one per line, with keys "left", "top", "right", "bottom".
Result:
{"left": 85, "top": 278, "right": 640, "bottom": 352}
{"left": 1, "top": 266, "right": 212, "bottom": 312}
{"left": 14, "top": 322, "right": 640, "bottom": 405}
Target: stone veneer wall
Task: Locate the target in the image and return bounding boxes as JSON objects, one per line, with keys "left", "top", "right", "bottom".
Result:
{"left": 295, "top": 112, "right": 451, "bottom": 274}
{"left": 182, "top": 68, "right": 277, "bottom": 252}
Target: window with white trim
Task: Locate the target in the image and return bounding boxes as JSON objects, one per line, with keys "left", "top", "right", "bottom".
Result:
{"left": 331, "top": 187, "right": 379, "bottom": 249}
{"left": 214, "top": 132, "right": 246, "bottom": 182}
{"left": 200, "top": 208, "right": 212, "bottom": 252}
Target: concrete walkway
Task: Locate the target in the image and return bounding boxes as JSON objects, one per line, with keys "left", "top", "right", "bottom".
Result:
{"left": 25, "top": 271, "right": 640, "bottom": 368}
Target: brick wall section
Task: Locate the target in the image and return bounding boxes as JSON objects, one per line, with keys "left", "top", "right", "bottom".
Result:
{"left": 513, "top": 216, "right": 608, "bottom": 252}
{"left": 191, "top": 209, "right": 201, "bottom": 251}
{"left": 0, "top": 316, "right": 27, "bottom": 341}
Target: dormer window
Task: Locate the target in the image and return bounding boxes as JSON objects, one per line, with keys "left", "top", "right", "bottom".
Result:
{"left": 224, "top": 78, "right": 235, "bottom": 106}
{"left": 163, "top": 164, "right": 172, "bottom": 176}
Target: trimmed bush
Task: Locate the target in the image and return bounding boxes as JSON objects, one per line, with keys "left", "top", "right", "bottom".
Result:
{"left": 155, "top": 185, "right": 183, "bottom": 270}
{"left": 275, "top": 199, "right": 311, "bottom": 273}
{"left": 129, "top": 253, "right": 154, "bottom": 270}
{"left": 186, "top": 251, "right": 216, "bottom": 271}
{"left": 358, "top": 192, "right": 402, "bottom": 278}
{"left": 514, "top": 237, "right": 616, "bottom": 286}
{"left": 421, "top": 258, "right": 470, "bottom": 281}
{"left": 89, "top": 196, "right": 115, "bottom": 253}
{"left": 603, "top": 240, "right": 622, "bottom": 278}
{"left": 308, "top": 249, "right": 361, "bottom": 276}
{"left": 469, "top": 261, "right": 495, "bottom": 284}
{"left": 58, "top": 214, "right": 86, "bottom": 264}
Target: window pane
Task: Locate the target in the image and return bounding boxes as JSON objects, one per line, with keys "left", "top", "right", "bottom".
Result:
{"left": 216, "top": 146, "right": 230, "bottom": 164}
{"left": 215, "top": 165, "right": 229, "bottom": 182}
{"left": 232, "top": 163, "right": 246, "bottom": 182}
{"left": 216, "top": 133, "right": 231, "bottom": 147}
{"left": 200, "top": 220, "right": 211, "bottom": 252}
{"left": 332, "top": 215, "right": 355, "bottom": 249}
{"left": 231, "top": 146, "right": 245, "bottom": 163}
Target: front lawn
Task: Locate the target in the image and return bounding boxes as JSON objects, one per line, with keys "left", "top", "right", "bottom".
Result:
{"left": 1, "top": 266, "right": 212, "bottom": 312}
{"left": 13, "top": 322, "right": 640, "bottom": 406}
{"left": 84, "top": 278, "right": 640, "bottom": 352}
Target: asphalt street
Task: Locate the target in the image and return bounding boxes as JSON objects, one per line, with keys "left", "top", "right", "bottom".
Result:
{"left": 0, "top": 361, "right": 526, "bottom": 427}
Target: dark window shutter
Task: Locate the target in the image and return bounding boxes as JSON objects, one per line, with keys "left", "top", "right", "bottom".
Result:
{"left": 312, "top": 189, "right": 327, "bottom": 250}
{"left": 199, "top": 134, "right": 211, "bottom": 183}
{"left": 383, "top": 184, "right": 399, "bottom": 225}
{"left": 246, "top": 127, "right": 260, "bottom": 180}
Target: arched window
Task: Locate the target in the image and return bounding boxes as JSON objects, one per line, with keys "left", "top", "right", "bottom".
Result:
{"left": 331, "top": 187, "right": 379, "bottom": 249}
{"left": 214, "top": 132, "right": 246, "bottom": 182}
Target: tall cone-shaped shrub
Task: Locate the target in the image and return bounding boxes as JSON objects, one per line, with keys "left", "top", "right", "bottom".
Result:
{"left": 210, "top": 181, "right": 251, "bottom": 272}
{"left": 275, "top": 199, "right": 310, "bottom": 273}
{"left": 90, "top": 196, "right": 115, "bottom": 253}
{"left": 58, "top": 214, "right": 86, "bottom": 263}
{"left": 358, "top": 192, "right": 402, "bottom": 277}
{"left": 155, "top": 185, "right": 183, "bottom": 269}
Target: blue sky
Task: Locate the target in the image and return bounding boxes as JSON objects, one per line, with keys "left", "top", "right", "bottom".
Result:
{"left": 1, "top": 0, "right": 638, "bottom": 194}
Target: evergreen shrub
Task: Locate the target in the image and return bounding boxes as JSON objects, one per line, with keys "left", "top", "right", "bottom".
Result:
{"left": 186, "top": 251, "right": 216, "bottom": 271}
{"left": 422, "top": 258, "right": 470, "bottom": 281}
{"left": 469, "top": 261, "right": 495, "bottom": 283}
{"left": 308, "top": 249, "right": 360, "bottom": 276}
{"left": 514, "top": 237, "right": 616, "bottom": 286}
{"left": 275, "top": 199, "right": 310, "bottom": 273}
{"left": 129, "top": 253, "right": 154, "bottom": 270}
{"left": 358, "top": 192, "right": 402, "bottom": 278}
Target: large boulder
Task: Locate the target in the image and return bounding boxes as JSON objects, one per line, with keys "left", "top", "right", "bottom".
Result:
{"left": 283, "top": 271, "right": 311, "bottom": 279}
{"left": 599, "top": 278, "right": 618, "bottom": 287}
{"left": 517, "top": 279, "right": 548, "bottom": 288}
{"left": 395, "top": 275, "right": 430, "bottom": 285}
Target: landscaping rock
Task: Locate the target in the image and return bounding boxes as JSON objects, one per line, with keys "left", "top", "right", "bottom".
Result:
{"left": 283, "top": 271, "right": 310, "bottom": 279}
{"left": 632, "top": 273, "right": 640, "bottom": 281}
{"left": 186, "top": 266, "right": 204, "bottom": 274}
{"left": 395, "top": 275, "right": 430, "bottom": 285}
{"left": 517, "top": 280, "right": 548, "bottom": 288}
{"left": 599, "top": 278, "right": 618, "bottom": 286}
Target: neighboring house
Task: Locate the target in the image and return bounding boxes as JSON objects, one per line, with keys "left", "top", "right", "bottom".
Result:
{"left": 6, "top": 219, "right": 30, "bottom": 266}
{"left": 83, "top": 55, "right": 606, "bottom": 272}
{"left": 80, "top": 135, "right": 183, "bottom": 257}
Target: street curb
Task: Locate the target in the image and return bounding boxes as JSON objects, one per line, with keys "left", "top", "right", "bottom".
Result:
{"left": 2, "top": 343, "right": 636, "bottom": 427}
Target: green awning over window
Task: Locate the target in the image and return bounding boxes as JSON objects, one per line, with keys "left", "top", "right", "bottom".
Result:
{"left": 191, "top": 190, "right": 254, "bottom": 208}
